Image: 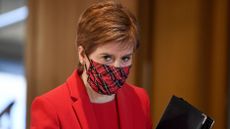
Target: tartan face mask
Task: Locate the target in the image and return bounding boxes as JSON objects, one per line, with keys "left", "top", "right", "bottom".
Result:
{"left": 85, "top": 59, "right": 131, "bottom": 95}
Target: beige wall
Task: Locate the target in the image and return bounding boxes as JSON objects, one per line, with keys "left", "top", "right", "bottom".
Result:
{"left": 26, "top": 0, "right": 229, "bottom": 129}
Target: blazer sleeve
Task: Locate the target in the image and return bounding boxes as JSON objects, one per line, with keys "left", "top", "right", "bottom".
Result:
{"left": 146, "top": 95, "right": 153, "bottom": 129}
{"left": 30, "top": 96, "right": 60, "bottom": 129}
{"left": 142, "top": 90, "right": 153, "bottom": 129}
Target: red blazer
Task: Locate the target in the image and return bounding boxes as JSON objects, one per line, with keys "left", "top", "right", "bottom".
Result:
{"left": 30, "top": 70, "right": 152, "bottom": 129}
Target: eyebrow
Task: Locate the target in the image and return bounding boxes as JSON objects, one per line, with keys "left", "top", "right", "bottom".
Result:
{"left": 98, "top": 53, "right": 113, "bottom": 57}
{"left": 99, "top": 53, "right": 133, "bottom": 57}
{"left": 122, "top": 53, "right": 133, "bottom": 57}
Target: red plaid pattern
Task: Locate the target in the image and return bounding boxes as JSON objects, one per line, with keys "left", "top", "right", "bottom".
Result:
{"left": 86, "top": 59, "right": 131, "bottom": 95}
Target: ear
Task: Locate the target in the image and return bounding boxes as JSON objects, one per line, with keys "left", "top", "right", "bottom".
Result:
{"left": 78, "top": 45, "right": 85, "bottom": 64}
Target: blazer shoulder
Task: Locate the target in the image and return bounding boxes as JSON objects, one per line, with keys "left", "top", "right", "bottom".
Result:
{"left": 30, "top": 84, "right": 71, "bottom": 129}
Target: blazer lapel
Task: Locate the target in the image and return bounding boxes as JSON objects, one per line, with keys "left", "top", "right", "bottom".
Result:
{"left": 72, "top": 97, "right": 98, "bottom": 129}
{"left": 116, "top": 86, "right": 134, "bottom": 129}
{"left": 67, "top": 70, "right": 99, "bottom": 129}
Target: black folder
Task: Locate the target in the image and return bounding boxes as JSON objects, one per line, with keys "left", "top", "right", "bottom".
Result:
{"left": 156, "top": 95, "right": 214, "bottom": 129}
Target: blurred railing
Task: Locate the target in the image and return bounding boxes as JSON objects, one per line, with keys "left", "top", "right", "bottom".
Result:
{"left": 0, "top": 101, "right": 15, "bottom": 129}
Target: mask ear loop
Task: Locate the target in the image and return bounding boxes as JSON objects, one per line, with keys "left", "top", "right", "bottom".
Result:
{"left": 84, "top": 52, "right": 91, "bottom": 71}
{"left": 84, "top": 63, "right": 88, "bottom": 71}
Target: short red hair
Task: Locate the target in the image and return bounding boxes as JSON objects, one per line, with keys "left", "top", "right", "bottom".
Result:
{"left": 76, "top": 1, "right": 139, "bottom": 56}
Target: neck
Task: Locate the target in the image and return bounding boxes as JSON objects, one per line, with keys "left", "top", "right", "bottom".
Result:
{"left": 81, "top": 70, "right": 115, "bottom": 103}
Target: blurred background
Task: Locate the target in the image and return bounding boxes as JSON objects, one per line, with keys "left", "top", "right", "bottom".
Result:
{"left": 0, "top": 0, "right": 27, "bottom": 129}
{"left": 0, "top": 0, "right": 229, "bottom": 129}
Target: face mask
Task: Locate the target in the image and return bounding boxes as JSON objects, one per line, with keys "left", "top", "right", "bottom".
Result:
{"left": 85, "top": 59, "right": 131, "bottom": 95}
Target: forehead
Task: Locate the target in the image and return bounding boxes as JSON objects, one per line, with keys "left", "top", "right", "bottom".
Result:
{"left": 92, "top": 42, "right": 134, "bottom": 56}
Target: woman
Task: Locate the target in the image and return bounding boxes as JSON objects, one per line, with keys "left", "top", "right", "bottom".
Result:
{"left": 30, "top": 1, "right": 152, "bottom": 129}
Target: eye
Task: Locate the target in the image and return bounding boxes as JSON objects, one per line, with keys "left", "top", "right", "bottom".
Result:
{"left": 102, "top": 55, "right": 112, "bottom": 62}
{"left": 121, "top": 56, "right": 131, "bottom": 63}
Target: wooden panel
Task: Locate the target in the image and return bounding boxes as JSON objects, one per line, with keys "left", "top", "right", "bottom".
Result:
{"left": 152, "top": 0, "right": 210, "bottom": 127}
{"left": 151, "top": 0, "right": 228, "bottom": 128}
